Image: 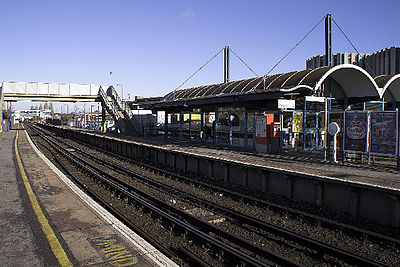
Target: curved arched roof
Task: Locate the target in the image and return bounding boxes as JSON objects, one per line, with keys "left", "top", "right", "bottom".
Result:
{"left": 376, "top": 74, "right": 400, "bottom": 102}
{"left": 163, "top": 64, "right": 395, "bottom": 103}
{"left": 315, "top": 64, "right": 380, "bottom": 99}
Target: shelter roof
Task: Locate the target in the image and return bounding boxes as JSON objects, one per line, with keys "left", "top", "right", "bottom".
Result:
{"left": 142, "top": 64, "right": 400, "bottom": 111}
{"left": 162, "top": 64, "right": 385, "bottom": 102}
{"left": 378, "top": 74, "right": 400, "bottom": 102}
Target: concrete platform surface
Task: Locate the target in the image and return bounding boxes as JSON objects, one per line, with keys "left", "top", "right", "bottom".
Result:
{"left": 0, "top": 131, "right": 42, "bottom": 266}
{"left": 0, "top": 129, "right": 177, "bottom": 267}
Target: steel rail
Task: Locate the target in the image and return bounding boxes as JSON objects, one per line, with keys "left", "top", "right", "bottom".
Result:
{"left": 29, "top": 124, "right": 280, "bottom": 267}
{"left": 34, "top": 123, "right": 388, "bottom": 266}
{"left": 41, "top": 125, "right": 386, "bottom": 267}
{"left": 55, "top": 123, "right": 399, "bottom": 247}
{"left": 25, "top": 126, "right": 182, "bottom": 263}
{"left": 33, "top": 125, "right": 296, "bottom": 266}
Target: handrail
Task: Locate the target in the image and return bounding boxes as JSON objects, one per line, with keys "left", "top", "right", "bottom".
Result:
{"left": 98, "top": 87, "right": 126, "bottom": 133}
{"left": 107, "top": 86, "right": 131, "bottom": 117}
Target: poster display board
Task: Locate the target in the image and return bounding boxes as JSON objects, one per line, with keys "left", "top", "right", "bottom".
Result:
{"left": 256, "top": 116, "right": 267, "bottom": 138}
{"left": 370, "top": 111, "right": 398, "bottom": 155}
{"left": 292, "top": 112, "right": 303, "bottom": 133}
{"left": 344, "top": 112, "right": 368, "bottom": 152}
{"left": 183, "top": 113, "right": 201, "bottom": 122}
{"left": 255, "top": 114, "right": 274, "bottom": 144}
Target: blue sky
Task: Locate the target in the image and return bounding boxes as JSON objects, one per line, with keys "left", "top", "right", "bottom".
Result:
{"left": 1, "top": 0, "right": 399, "bottom": 110}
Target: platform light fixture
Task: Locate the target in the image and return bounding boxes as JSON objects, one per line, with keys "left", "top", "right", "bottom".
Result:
{"left": 109, "top": 71, "right": 113, "bottom": 85}
{"left": 116, "top": 83, "right": 124, "bottom": 101}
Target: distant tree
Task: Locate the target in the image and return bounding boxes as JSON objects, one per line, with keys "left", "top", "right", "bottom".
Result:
{"left": 44, "top": 102, "right": 49, "bottom": 110}
{"left": 39, "top": 103, "right": 43, "bottom": 110}
{"left": 34, "top": 105, "right": 39, "bottom": 110}
{"left": 49, "top": 103, "right": 54, "bottom": 113}
{"left": 30, "top": 105, "right": 35, "bottom": 110}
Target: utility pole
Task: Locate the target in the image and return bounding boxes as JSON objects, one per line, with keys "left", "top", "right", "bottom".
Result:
{"left": 325, "top": 14, "right": 332, "bottom": 67}
{"left": 223, "top": 46, "right": 230, "bottom": 83}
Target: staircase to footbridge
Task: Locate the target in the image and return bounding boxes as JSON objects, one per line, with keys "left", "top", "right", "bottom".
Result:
{"left": 0, "top": 81, "right": 140, "bottom": 135}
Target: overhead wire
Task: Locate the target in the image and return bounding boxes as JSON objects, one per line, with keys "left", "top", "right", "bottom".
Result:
{"left": 171, "top": 14, "right": 372, "bottom": 100}
{"left": 173, "top": 48, "right": 223, "bottom": 96}
{"left": 249, "top": 15, "right": 326, "bottom": 91}
{"left": 172, "top": 14, "right": 325, "bottom": 97}
{"left": 332, "top": 18, "right": 376, "bottom": 76}
{"left": 229, "top": 48, "right": 259, "bottom": 77}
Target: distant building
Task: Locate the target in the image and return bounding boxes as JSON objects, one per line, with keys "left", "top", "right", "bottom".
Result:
{"left": 306, "top": 46, "right": 400, "bottom": 76}
{"left": 14, "top": 109, "right": 52, "bottom": 121}
{"left": 306, "top": 53, "right": 368, "bottom": 69}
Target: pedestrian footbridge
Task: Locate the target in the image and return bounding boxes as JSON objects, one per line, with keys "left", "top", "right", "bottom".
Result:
{"left": 0, "top": 81, "right": 101, "bottom": 102}
{"left": 0, "top": 81, "right": 141, "bottom": 135}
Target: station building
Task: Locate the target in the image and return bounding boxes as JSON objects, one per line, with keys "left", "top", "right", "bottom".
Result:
{"left": 14, "top": 109, "right": 52, "bottom": 121}
{"left": 141, "top": 64, "right": 400, "bottom": 153}
{"left": 306, "top": 47, "right": 400, "bottom": 76}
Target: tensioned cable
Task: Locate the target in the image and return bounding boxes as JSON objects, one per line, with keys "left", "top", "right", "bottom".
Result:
{"left": 250, "top": 15, "right": 326, "bottom": 91}
{"left": 173, "top": 48, "right": 224, "bottom": 95}
{"left": 229, "top": 48, "right": 258, "bottom": 76}
{"left": 332, "top": 18, "right": 376, "bottom": 76}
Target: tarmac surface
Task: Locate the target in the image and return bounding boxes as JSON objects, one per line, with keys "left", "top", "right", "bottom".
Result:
{"left": 0, "top": 130, "right": 43, "bottom": 266}
{"left": 0, "top": 129, "right": 176, "bottom": 267}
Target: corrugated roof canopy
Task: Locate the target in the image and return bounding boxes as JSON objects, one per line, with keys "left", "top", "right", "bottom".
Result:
{"left": 163, "top": 64, "right": 387, "bottom": 103}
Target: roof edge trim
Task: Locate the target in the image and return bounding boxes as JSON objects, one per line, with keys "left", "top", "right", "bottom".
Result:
{"left": 314, "top": 64, "right": 381, "bottom": 98}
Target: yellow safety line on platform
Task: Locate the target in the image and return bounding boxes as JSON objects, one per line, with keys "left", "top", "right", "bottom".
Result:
{"left": 14, "top": 131, "right": 72, "bottom": 267}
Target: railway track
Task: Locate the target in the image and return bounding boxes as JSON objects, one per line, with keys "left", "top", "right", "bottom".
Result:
{"left": 45, "top": 125, "right": 400, "bottom": 243}
{"left": 27, "top": 123, "right": 398, "bottom": 266}
{"left": 27, "top": 124, "right": 285, "bottom": 266}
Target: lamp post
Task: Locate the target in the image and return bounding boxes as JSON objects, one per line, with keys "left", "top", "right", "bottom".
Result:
{"left": 91, "top": 104, "right": 94, "bottom": 129}
{"left": 97, "top": 103, "right": 100, "bottom": 130}
{"left": 116, "top": 83, "right": 124, "bottom": 101}
{"left": 6, "top": 103, "right": 9, "bottom": 128}
{"left": 74, "top": 104, "right": 77, "bottom": 128}
{"left": 84, "top": 103, "right": 86, "bottom": 129}
{"left": 67, "top": 104, "right": 69, "bottom": 126}
{"left": 64, "top": 104, "right": 67, "bottom": 125}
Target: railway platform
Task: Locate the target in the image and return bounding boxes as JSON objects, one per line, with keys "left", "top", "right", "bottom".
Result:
{"left": 0, "top": 129, "right": 176, "bottom": 267}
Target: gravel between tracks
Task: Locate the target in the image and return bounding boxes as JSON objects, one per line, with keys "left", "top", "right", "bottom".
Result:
{"left": 29, "top": 125, "right": 400, "bottom": 266}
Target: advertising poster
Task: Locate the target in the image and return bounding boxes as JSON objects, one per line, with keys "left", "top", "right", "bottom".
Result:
{"left": 292, "top": 112, "right": 303, "bottom": 133}
{"left": 183, "top": 113, "right": 201, "bottom": 123}
{"left": 256, "top": 116, "right": 267, "bottom": 138}
{"left": 344, "top": 112, "right": 368, "bottom": 152}
{"left": 370, "top": 112, "right": 397, "bottom": 155}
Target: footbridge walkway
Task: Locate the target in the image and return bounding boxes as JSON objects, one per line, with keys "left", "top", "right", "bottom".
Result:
{"left": 0, "top": 81, "right": 139, "bottom": 135}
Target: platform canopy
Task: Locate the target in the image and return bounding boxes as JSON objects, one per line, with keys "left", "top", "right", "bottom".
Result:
{"left": 313, "top": 64, "right": 380, "bottom": 99}
{"left": 1, "top": 81, "right": 102, "bottom": 102}
{"left": 375, "top": 74, "right": 400, "bottom": 103}
{"left": 157, "top": 64, "right": 386, "bottom": 109}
